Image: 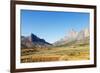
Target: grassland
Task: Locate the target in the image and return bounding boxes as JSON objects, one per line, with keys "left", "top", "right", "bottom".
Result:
{"left": 21, "top": 44, "right": 90, "bottom": 63}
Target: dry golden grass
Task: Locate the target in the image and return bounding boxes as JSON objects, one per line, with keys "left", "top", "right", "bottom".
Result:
{"left": 21, "top": 55, "right": 61, "bottom": 62}
{"left": 21, "top": 45, "right": 90, "bottom": 63}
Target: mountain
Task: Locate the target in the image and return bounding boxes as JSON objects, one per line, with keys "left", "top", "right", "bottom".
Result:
{"left": 77, "top": 28, "right": 89, "bottom": 41}
{"left": 21, "top": 33, "right": 52, "bottom": 49}
{"left": 53, "top": 28, "right": 89, "bottom": 46}
{"left": 53, "top": 29, "right": 78, "bottom": 46}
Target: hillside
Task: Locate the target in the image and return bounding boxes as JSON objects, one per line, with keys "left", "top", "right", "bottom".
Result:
{"left": 21, "top": 33, "right": 52, "bottom": 49}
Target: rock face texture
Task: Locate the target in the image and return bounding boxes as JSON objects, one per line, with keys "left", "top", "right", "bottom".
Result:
{"left": 21, "top": 33, "right": 52, "bottom": 49}
{"left": 54, "top": 28, "right": 89, "bottom": 46}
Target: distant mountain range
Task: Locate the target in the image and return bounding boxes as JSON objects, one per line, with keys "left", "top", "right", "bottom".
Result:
{"left": 21, "top": 28, "right": 89, "bottom": 49}
{"left": 53, "top": 28, "right": 89, "bottom": 46}
{"left": 21, "top": 33, "right": 52, "bottom": 49}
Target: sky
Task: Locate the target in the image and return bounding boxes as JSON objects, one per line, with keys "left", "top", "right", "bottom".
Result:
{"left": 21, "top": 10, "right": 90, "bottom": 43}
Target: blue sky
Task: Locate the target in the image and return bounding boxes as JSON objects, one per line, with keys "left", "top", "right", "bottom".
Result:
{"left": 21, "top": 10, "right": 89, "bottom": 43}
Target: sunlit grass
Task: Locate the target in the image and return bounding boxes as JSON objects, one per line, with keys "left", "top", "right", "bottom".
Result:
{"left": 21, "top": 45, "right": 90, "bottom": 63}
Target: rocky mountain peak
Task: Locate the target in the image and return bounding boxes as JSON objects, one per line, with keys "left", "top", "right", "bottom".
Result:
{"left": 21, "top": 33, "right": 52, "bottom": 49}
{"left": 84, "top": 28, "right": 89, "bottom": 37}
{"left": 53, "top": 28, "right": 90, "bottom": 46}
{"left": 28, "top": 33, "right": 40, "bottom": 42}
{"left": 68, "top": 29, "right": 78, "bottom": 38}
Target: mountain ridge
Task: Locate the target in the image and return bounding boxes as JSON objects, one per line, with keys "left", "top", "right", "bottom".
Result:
{"left": 21, "top": 28, "right": 89, "bottom": 49}
{"left": 21, "top": 33, "right": 52, "bottom": 49}
{"left": 53, "top": 28, "right": 89, "bottom": 46}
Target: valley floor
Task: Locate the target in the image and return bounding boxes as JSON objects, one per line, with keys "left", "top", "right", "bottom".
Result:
{"left": 21, "top": 45, "right": 89, "bottom": 63}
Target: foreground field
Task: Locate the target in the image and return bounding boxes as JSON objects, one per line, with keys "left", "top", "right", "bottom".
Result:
{"left": 21, "top": 45, "right": 90, "bottom": 63}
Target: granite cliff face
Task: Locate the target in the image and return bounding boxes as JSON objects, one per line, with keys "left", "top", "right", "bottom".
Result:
{"left": 53, "top": 28, "right": 89, "bottom": 46}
